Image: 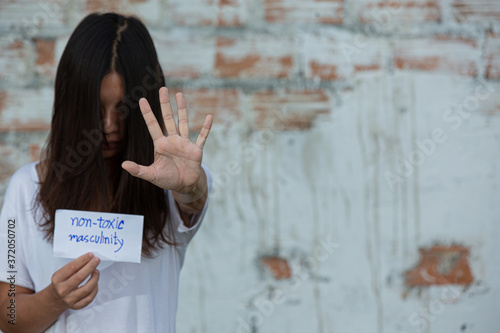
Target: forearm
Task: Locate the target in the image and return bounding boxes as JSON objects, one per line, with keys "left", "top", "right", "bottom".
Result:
{"left": 0, "top": 285, "right": 67, "bottom": 333}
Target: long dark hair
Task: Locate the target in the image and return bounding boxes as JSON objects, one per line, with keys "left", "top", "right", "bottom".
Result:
{"left": 37, "top": 13, "right": 175, "bottom": 256}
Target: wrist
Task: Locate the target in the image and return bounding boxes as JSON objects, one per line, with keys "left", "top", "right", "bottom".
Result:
{"left": 173, "top": 168, "right": 207, "bottom": 204}
{"left": 45, "top": 284, "right": 69, "bottom": 313}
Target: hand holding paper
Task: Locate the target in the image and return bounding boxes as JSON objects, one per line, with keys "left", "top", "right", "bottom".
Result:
{"left": 50, "top": 252, "right": 100, "bottom": 311}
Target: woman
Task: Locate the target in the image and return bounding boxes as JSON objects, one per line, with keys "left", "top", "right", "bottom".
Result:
{"left": 0, "top": 13, "right": 213, "bottom": 332}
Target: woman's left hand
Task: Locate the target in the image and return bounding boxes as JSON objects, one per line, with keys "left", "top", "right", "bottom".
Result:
{"left": 122, "top": 87, "right": 212, "bottom": 194}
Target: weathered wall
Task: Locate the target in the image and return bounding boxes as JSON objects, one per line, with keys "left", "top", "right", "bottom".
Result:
{"left": 1, "top": 0, "right": 500, "bottom": 332}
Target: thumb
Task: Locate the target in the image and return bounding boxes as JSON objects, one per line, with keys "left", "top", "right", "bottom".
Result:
{"left": 122, "top": 161, "right": 156, "bottom": 184}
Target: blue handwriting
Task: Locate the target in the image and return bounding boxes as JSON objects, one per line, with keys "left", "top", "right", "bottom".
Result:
{"left": 71, "top": 216, "right": 124, "bottom": 229}
{"left": 67, "top": 231, "right": 125, "bottom": 252}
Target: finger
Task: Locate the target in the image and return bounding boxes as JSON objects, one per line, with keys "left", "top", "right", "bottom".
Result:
{"left": 72, "top": 269, "right": 100, "bottom": 304}
{"left": 72, "top": 271, "right": 99, "bottom": 310}
{"left": 195, "top": 114, "right": 213, "bottom": 149}
{"left": 53, "top": 253, "right": 95, "bottom": 284}
{"left": 159, "top": 87, "right": 178, "bottom": 136}
{"left": 139, "top": 98, "right": 164, "bottom": 143}
{"left": 122, "top": 160, "right": 156, "bottom": 184}
{"left": 65, "top": 256, "right": 100, "bottom": 290}
{"left": 175, "top": 92, "right": 190, "bottom": 138}
{"left": 72, "top": 285, "right": 99, "bottom": 310}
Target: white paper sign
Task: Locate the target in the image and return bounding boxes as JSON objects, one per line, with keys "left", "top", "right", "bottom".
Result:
{"left": 54, "top": 209, "right": 144, "bottom": 263}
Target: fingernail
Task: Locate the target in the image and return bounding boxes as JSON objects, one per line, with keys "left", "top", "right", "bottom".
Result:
{"left": 88, "top": 253, "right": 94, "bottom": 258}
{"left": 94, "top": 257, "right": 100, "bottom": 264}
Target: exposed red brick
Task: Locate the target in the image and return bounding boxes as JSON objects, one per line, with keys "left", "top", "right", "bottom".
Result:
{"left": 394, "top": 37, "right": 479, "bottom": 76}
{"left": 0, "top": 122, "right": 51, "bottom": 132}
{"left": 35, "top": 39, "right": 55, "bottom": 66}
{"left": 310, "top": 61, "right": 339, "bottom": 80}
{"left": 86, "top": 0, "right": 123, "bottom": 12}
{"left": 217, "top": 15, "right": 242, "bottom": 27}
{"left": 279, "top": 55, "right": 293, "bottom": 67}
{"left": 217, "top": 37, "right": 236, "bottom": 48}
{"left": 452, "top": 0, "right": 500, "bottom": 23}
{"left": 264, "top": 0, "right": 343, "bottom": 24}
{"left": 198, "top": 18, "right": 212, "bottom": 25}
{"left": 250, "top": 90, "right": 330, "bottom": 130}
{"left": 221, "top": 0, "right": 238, "bottom": 5}
{"left": 261, "top": 256, "right": 292, "bottom": 280}
{"left": 29, "top": 144, "right": 42, "bottom": 162}
{"left": 434, "top": 35, "right": 478, "bottom": 47}
{"left": 217, "top": 0, "right": 244, "bottom": 26}
{"left": 405, "top": 245, "right": 474, "bottom": 286}
{"left": 168, "top": 0, "right": 246, "bottom": 26}
{"left": 359, "top": 0, "right": 440, "bottom": 24}
{"left": 7, "top": 41, "right": 23, "bottom": 51}
{"left": 170, "top": 88, "right": 241, "bottom": 132}
{"left": 214, "top": 36, "right": 294, "bottom": 78}
{"left": 395, "top": 55, "right": 441, "bottom": 71}
{"left": 302, "top": 33, "right": 384, "bottom": 80}
{"left": 485, "top": 32, "right": 500, "bottom": 80}
{"left": 215, "top": 54, "right": 261, "bottom": 78}
{"left": 0, "top": 91, "right": 7, "bottom": 115}
{"left": 353, "top": 64, "right": 382, "bottom": 71}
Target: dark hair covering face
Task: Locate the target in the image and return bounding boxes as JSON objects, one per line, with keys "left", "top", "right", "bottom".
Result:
{"left": 37, "top": 13, "right": 176, "bottom": 256}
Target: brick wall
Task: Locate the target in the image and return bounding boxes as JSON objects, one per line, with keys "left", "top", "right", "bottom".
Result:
{"left": 1, "top": 0, "right": 500, "bottom": 332}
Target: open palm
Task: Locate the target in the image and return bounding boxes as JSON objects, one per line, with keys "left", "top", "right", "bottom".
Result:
{"left": 122, "top": 87, "right": 212, "bottom": 193}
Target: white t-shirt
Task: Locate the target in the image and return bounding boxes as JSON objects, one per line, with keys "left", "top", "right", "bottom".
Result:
{"left": 0, "top": 162, "right": 211, "bottom": 333}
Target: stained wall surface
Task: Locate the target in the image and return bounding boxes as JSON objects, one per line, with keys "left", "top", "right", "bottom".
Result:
{"left": 0, "top": 1, "right": 499, "bottom": 332}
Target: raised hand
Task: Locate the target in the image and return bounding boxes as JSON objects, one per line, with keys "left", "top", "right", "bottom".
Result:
{"left": 122, "top": 87, "right": 213, "bottom": 195}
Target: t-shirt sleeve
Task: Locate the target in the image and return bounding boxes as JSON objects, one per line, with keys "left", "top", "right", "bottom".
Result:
{"left": 166, "top": 164, "right": 212, "bottom": 244}
{"left": 0, "top": 167, "right": 36, "bottom": 290}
